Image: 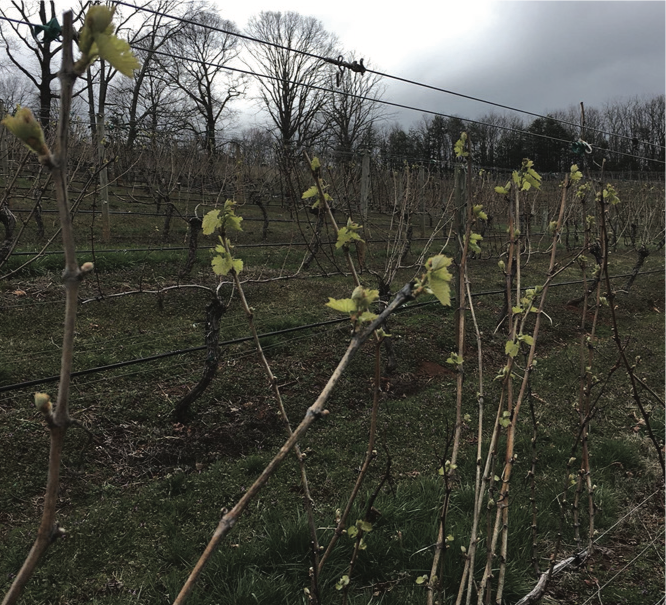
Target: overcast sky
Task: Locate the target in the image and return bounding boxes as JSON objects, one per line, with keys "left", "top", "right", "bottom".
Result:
{"left": 215, "top": 0, "right": 665, "bottom": 130}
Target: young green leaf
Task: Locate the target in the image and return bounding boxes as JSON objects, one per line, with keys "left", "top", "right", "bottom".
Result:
{"left": 495, "top": 182, "right": 511, "bottom": 195}
{"left": 220, "top": 200, "right": 243, "bottom": 232}
{"left": 336, "top": 219, "right": 364, "bottom": 249}
{"left": 93, "top": 33, "right": 141, "bottom": 77}
{"left": 326, "top": 298, "right": 356, "bottom": 313}
{"left": 202, "top": 210, "right": 221, "bottom": 235}
{"left": 518, "top": 334, "right": 534, "bottom": 346}
{"left": 302, "top": 185, "right": 318, "bottom": 199}
{"left": 505, "top": 340, "right": 519, "bottom": 358}
{"left": 211, "top": 251, "right": 242, "bottom": 276}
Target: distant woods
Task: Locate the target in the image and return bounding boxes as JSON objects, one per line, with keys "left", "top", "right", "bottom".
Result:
{"left": 0, "top": 1, "right": 663, "bottom": 173}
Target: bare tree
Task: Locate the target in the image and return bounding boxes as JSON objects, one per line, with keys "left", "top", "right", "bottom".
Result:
{"left": 165, "top": 8, "right": 245, "bottom": 157}
{"left": 94, "top": 0, "right": 185, "bottom": 154}
{"left": 245, "top": 11, "right": 338, "bottom": 160}
{"left": 0, "top": 1, "right": 88, "bottom": 129}
{"left": 0, "top": 72, "right": 34, "bottom": 109}
{"left": 323, "top": 57, "right": 385, "bottom": 160}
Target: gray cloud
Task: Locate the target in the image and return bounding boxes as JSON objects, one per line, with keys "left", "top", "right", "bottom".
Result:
{"left": 388, "top": 1, "right": 664, "bottom": 127}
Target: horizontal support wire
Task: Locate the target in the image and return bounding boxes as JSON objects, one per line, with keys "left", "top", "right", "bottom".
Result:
{"left": 0, "top": 269, "right": 660, "bottom": 394}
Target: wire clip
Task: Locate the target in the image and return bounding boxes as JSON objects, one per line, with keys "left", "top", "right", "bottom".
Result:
{"left": 32, "top": 17, "right": 61, "bottom": 43}
{"left": 325, "top": 55, "right": 366, "bottom": 86}
{"left": 571, "top": 139, "right": 592, "bottom": 156}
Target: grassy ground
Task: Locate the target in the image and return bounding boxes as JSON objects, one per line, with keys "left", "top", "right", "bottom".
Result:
{"left": 0, "top": 177, "right": 664, "bottom": 604}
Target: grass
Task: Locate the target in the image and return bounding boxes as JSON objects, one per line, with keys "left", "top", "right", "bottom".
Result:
{"left": 0, "top": 176, "right": 664, "bottom": 604}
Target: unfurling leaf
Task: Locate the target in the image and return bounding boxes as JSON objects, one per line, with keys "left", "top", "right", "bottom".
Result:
{"left": 336, "top": 218, "right": 364, "bottom": 249}
{"left": 570, "top": 164, "right": 583, "bottom": 182}
{"left": 454, "top": 133, "right": 469, "bottom": 158}
{"left": 473, "top": 204, "right": 488, "bottom": 220}
{"left": 327, "top": 286, "right": 379, "bottom": 322}
{"left": 358, "top": 520, "right": 373, "bottom": 533}
{"left": 221, "top": 200, "right": 243, "bottom": 232}
{"left": 603, "top": 184, "right": 620, "bottom": 205}
{"left": 415, "top": 575, "right": 428, "bottom": 585}
{"left": 469, "top": 232, "right": 483, "bottom": 254}
{"left": 335, "top": 575, "right": 350, "bottom": 590}
{"left": 446, "top": 352, "right": 464, "bottom": 366}
{"left": 310, "top": 156, "right": 321, "bottom": 171}
{"left": 424, "top": 254, "right": 453, "bottom": 306}
{"left": 203, "top": 202, "right": 243, "bottom": 235}
{"left": 351, "top": 285, "right": 379, "bottom": 310}
{"left": 77, "top": 6, "right": 140, "bottom": 77}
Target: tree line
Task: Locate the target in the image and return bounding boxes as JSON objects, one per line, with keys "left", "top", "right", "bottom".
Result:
{"left": 1, "top": 0, "right": 663, "bottom": 179}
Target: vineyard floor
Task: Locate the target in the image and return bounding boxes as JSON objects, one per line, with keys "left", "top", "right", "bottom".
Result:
{"left": 0, "top": 203, "right": 664, "bottom": 604}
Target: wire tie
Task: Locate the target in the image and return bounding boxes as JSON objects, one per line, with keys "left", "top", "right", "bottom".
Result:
{"left": 325, "top": 55, "right": 366, "bottom": 86}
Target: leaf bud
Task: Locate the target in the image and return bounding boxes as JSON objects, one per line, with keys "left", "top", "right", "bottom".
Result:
{"left": 34, "top": 392, "right": 52, "bottom": 413}
{"left": 84, "top": 5, "right": 115, "bottom": 36}
{"left": 2, "top": 107, "right": 50, "bottom": 158}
